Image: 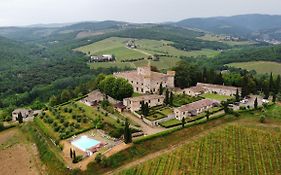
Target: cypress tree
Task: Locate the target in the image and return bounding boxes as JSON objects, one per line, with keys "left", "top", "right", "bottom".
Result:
{"left": 273, "top": 93, "right": 277, "bottom": 103}
{"left": 275, "top": 75, "right": 281, "bottom": 94}
{"left": 17, "top": 112, "right": 23, "bottom": 124}
{"left": 70, "top": 148, "right": 73, "bottom": 159}
{"left": 206, "top": 110, "right": 210, "bottom": 120}
{"left": 159, "top": 83, "right": 163, "bottom": 95}
{"left": 269, "top": 72, "right": 274, "bottom": 92}
{"left": 235, "top": 89, "right": 240, "bottom": 102}
{"left": 181, "top": 117, "right": 185, "bottom": 128}
{"left": 164, "top": 89, "right": 170, "bottom": 105}
{"left": 124, "top": 118, "right": 132, "bottom": 144}
{"left": 169, "top": 92, "right": 174, "bottom": 106}
{"left": 73, "top": 150, "right": 76, "bottom": 160}
{"left": 254, "top": 97, "right": 258, "bottom": 109}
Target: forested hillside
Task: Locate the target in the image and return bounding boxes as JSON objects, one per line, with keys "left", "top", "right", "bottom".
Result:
{"left": 176, "top": 14, "right": 281, "bottom": 40}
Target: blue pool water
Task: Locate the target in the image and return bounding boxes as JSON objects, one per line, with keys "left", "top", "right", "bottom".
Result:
{"left": 71, "top": 136, "right": 100, "bottom": 152}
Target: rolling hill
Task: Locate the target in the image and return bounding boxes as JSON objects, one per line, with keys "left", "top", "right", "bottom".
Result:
{"left": 175, "top": 14, "right": 281, "bottom": 40}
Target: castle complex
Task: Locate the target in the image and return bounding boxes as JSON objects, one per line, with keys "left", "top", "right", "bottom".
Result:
{"left": 114, "top": 66, "right": 175, "bottom": 94}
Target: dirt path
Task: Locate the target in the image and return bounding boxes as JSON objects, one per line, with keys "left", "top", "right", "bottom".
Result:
{"left": 122, "top": 112, "right": 166, "bottom": 135}
{"left": 105, "top": 123, "right": 231, "bottom": 175}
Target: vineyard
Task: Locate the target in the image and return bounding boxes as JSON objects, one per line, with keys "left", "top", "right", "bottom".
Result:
{"left": 117, "top": 125, "right": 281, "bottom": 175}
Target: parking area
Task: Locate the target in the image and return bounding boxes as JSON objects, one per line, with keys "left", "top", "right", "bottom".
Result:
{"left": 229, "top": 95, "right": 267, "bottom": 111}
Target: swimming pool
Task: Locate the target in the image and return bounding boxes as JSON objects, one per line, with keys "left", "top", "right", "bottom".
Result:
{"left": 71, "top": 136, "right": 101, "bottom": 152}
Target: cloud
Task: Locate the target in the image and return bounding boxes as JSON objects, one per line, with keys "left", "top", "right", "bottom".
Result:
{"left": 0, "top": 0, "right": 280, "bottom": 26}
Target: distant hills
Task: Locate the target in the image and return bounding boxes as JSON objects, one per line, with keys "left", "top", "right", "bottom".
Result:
{"left": 0, "top": 14, "right": 281, "bottom": 41}
{"left": 175, "top": 14, "right": 281, "bottom": 40}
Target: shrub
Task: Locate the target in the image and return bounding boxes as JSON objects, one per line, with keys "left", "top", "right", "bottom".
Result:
{"left": 69, "top": 109, "right": 73, "bottom": 113}
{"left": 82, "top": 118, "right": 88, "bottom": 123}
{"left": 77, "top": 117, "right": 81, "bottom": 123}
{"left": 260, "top": 115, "right": 266, "bottom": 123}
{"left": 64, "top": 108, "right": 68, "bottom": 113}
{"left": 95, "top": 153, "right": 103, "bottom": 163}
{"left": 72, "top": 155, "right": 83, "bottom": 163}
{"left": 63, "top": 121, "right": 69, "bottom": 127}
{"left": 52, "top": 122, "right": 58, "bottom": 128}
{"left": 60, "top": 118, "right": 65, "bottom": 123}
{"left": 74, "top": 123, "right": 80, "bottom": 129}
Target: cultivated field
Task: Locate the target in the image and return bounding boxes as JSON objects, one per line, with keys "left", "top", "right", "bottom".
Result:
{"left": 198, "top": 34, "right": 255, "bottom": 46}
{"left": 0, "top": 128, "right": 45, "bottom": 175}
{"left": 75, "top": 37, "right": 220, "bottom": 70}
{"left": 37, "top": 102, "right": 123, "bottom": 141}
{"left": 117, "top": 124, "right": 281, "bottom": 175}
{"left": 227, "top": 61, "right": 281, "bottom": 75}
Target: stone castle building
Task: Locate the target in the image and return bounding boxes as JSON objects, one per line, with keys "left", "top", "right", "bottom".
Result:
{"left": 114, "top": 66, "right": 175, "bottom": 94}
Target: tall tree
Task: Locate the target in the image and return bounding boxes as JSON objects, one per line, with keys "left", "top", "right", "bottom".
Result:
{"left": 235, "top": 89, "right": 240, "bottom": 102}
{"left": 169, "top": 92, "right": 174, "bottom": 106}
{"left": 124, "top": 118, "right": 132, "bottom": 144}
{"left": 269, "top": 72, "right": 274, "bottom": 92}
{"left": 202, "top": 67, "right": 208, "bottom": 83}
{"left": 241, "top": 76, "right": 249, "bottom": 97}
{"left": 181, "top": 117, "right": 185, "bottom": 128}
{"left": 164, "top": 89, "right": 170, "bottom": 105}
{"left": 275, "top": 75, "right": 281, "bottom": 94}
{"left": 206, "top": 110, "right": 210, "bottom": 120}
{"left": 159, "top": 83, "right": 163, "bottom": 95}
{"left": 73, "top": 150, "right": 76, "bottom": 160}
{"left": 70, "top": 148, "right": 73, "bottom": 159}
{"left": 254, "top": 97, "right": 258, "bottom": 109}
{"left": 273, "top": 93, "right": 277, "bottom": 103}
{"left": 17, "top": 112, "right": 23, "bottom": 123}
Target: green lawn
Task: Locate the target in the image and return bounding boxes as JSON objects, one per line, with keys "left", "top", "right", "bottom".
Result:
{"left": 160, "top": 118, "right": 181, "bottom": 127}
{"left": 75, "top": 37, "right": 220, "bottom": 70}
{"left": 75, "top": 37, "right": 146, "bottom": 61}
{"left": 227, "top": 61, "right": 281, "bottom": 75}
{"left": 172, "top": 94, "right": 203, "bottom": 107}
{"left": 201, "top": 93, "right": 233, "bottom": 101}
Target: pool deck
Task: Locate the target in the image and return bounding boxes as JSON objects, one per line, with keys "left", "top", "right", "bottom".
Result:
{"left": 60, "top": 129, "right": 127, "bottom": 170}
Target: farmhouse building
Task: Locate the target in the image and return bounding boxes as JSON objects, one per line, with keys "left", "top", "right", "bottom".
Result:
{"left": 90, "top": 54, "right": 114, "bottom": 62}
{"left": 174, "top": 99, "right": 219, "bottom": 120}
{"left": 114, "top": 66, "right": 175, "bottom": 94}
{"left": 196, "top": 83, "right": 241, "bottom": 96}
{"left": 81, "top": 90, "right": 105, "bottom": 106}
{"left": 123, "top": 94, "right": 165, "bottom": 112}
{"left": 12, "top": 108, "right": 41, "bottom": 122}
{"left": 176, "top": 86, "right": 205, "bottom": 96}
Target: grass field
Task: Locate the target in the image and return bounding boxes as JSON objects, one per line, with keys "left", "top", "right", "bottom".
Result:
{"left": 227, "top": 61, "right": 281, "bottom": 75}
{"left": 201, "top": 93, "right": 233, "bottom": 101}
{"left": 198, "top": 34, "right": 255, "bottom": 46}
{"left": 75, "top": 37, "right": 220, "bottom": 70}
{"left": 118, "top": 124, "right": 281, "bottom": 175}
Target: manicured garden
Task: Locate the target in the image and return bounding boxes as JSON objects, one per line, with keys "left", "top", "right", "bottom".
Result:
{"left": 172, "top": 94, "right": 203, "bottom": 107}
{"left": 143, "top": 106, "right": 174, "bottom": 121}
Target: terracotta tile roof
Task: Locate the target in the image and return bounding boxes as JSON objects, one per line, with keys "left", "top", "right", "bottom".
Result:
{"left": 197, "top": 83, "right": 241, "bottom": 91}
{"left": 176, "top": 99, "right": 218, "bottom": 112}
{"left": 124, "top": 94, "right": 164, "bottom": 102}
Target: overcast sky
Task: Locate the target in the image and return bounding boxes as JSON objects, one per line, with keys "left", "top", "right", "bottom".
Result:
{"left": 0, "top": 0, "right": 280, "bottom": 26}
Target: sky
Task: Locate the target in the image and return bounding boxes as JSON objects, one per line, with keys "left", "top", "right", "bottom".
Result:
{"left": 0, "top": 0, "right": 281, "bottom": 26}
